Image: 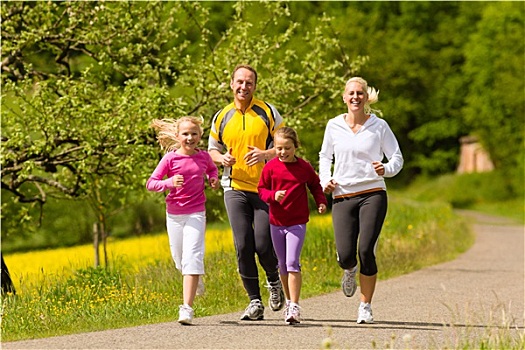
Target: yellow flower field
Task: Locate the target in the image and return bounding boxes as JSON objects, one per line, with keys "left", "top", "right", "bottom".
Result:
{"left": 5, "top": 215, "right": 333, "bottom": 289}
{"left": 4, "top": 226, "right": 235, "bottom": 288}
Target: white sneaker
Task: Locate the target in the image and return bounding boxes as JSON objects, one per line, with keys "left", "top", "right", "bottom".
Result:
{"left": 178, "top": 304, "right": 194, "bottom": 325}
{"left": 282, "top": 300, "right": 291, "bottom": 317}
{"left": 240, "top": 299, "right": 265, "bottom": 320}
{"left": 357, "top": 302, "right": 374, "bottom": 324}
{"left": 341, "top": 266, "right": 358, "bottom": 297}
{"left": 285, "top": 303, "right": 301, "bottom": 325}
{"left": 196, "top": 276, "right": 205, "bottom": 296}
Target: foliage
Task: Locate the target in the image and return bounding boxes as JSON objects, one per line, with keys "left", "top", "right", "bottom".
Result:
{"left": 462, "top": 2, "right": 525, "bottom": 196}
{"left": 297, "top": 2, "right": 465, "bottom": 176}
{"left": 397, "top": 171, "right": 524, "bottom": 224}
{"left": 1, "top": 1, "right": 364, "bottom": 242}
{"left": 1, "top": 1, "right": 523, "bottom": 253}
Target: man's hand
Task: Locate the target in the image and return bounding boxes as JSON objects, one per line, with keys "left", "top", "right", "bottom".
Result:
{"left": 221, "top": 147, "right": 237, "bottom": 167}
{"left": 244, "top": 146, "right": 266, "bottom": 166}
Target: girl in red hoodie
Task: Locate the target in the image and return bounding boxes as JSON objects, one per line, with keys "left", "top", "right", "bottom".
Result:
{"left": 258, "top": 127, "right": 327, "bottom": 325}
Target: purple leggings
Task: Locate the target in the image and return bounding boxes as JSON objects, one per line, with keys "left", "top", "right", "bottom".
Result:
{"left": 270, "top": 224, "right": 306, "bottom": 274}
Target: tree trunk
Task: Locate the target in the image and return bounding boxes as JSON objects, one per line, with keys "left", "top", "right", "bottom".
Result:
{"left": 93, "top": 222, "right": 100, "bottom": 267}
{"left": 1, "top": 254, "right": 16, "bottom": 295}
{"left": 101, "top": 220, "right": 108, "bottom": 267}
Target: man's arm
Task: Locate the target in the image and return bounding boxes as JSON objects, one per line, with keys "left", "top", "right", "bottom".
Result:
{"left": 209, "top": 148, "right": 236, "bottom": 167}
{"left": 208, "top": 149, "right": 224, "bottom": 165}
{"left": 244, "top": 146, "right": 276, "bottom": 166}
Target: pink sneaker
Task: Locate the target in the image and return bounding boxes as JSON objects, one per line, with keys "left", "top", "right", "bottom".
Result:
{"left": 285, "top": 303, "right": 301, "bottom": 325}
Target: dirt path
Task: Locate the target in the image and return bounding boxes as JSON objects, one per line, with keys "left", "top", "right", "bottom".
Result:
{"left": 4, "top": 211, "right": 524, "bottom": 349}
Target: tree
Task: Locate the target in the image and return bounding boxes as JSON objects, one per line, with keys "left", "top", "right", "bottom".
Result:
{"left": 462, "top": 2, "right": 525, "bottom": 195}
{"left": 1, "top": 1, "right": 365, "bottom": 263}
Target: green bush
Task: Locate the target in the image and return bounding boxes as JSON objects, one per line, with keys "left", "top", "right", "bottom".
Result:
{"left": 400, "top": 171, "right": 524, "bottom": 223}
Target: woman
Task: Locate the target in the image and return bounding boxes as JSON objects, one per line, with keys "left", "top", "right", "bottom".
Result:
{"left": 319, "top": 77, "right": 403, "bottom": 324}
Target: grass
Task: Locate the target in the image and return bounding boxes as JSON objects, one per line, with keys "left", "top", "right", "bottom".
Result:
{"left": 3, "top": 172, "right": 523, "bottom": 348}
{"left": 398, "top": 172, "right": 524, "bottom": 224}
{"left": 1, "top": 196, "right": 475, "bottom": 342}
{"left": 4, "top": 167, "right": 525, "bottom": 350}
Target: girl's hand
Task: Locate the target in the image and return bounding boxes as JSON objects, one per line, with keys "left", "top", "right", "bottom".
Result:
{"left": 173, "top": 175, "right": 184, "bottom": 187}
{"left": 209, "top": 177, "right": 220, "bottom": 190}
{"left": 318, "top": 203, "right": 327, "bottom": 214}
{"left": 274, "top": 190, "right": 286, "bottom": 202}
{"left": 372, "top": 161, "right": 385, "bottom": 176}
{"left": 323, "top": 179, "right": 337, "bottom": 194}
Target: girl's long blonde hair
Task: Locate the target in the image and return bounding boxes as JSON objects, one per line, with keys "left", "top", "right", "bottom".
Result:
{"left": 345, "top": 77, "right": 381, "bottom": 116}
{"left": 150, "top": 116, "right": 204, "bottom": 152}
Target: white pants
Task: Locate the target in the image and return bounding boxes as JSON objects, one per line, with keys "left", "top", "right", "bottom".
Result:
{"left": 166, "top": 211, "right": 206, "bottom": 275}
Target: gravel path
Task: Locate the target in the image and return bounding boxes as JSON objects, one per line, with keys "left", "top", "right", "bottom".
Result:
{"left": 4, "top": 211, "right": 524, "bottom": 349}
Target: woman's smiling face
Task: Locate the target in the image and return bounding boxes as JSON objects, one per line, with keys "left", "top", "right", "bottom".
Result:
{"left": 343, "top": 81, "right": 368, "bottom": 112}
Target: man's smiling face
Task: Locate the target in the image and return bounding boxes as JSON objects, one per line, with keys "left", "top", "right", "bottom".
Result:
{"left": 230, "top": 67, "right": 256, "bottom": 107}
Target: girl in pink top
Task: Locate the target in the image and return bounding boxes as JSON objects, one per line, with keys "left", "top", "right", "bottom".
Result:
{"left": 258, "top": 127, "right": 327, "bottom": 325}
{"left": 146, "top": 116, "right": 219, "bottom": 325}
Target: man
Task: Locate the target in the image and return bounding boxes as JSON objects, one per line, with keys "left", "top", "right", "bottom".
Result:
{"left": 208, "top": 64, "right": 285, "bottom": 320}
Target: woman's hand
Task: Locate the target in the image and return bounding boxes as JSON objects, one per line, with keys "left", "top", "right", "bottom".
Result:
{"left": 372, "top": 161, "right": 385, "bottom": 176}
{"left": 323, "top": 179, "right": 338, "bottom": 194}
{"left": 318, "top": 203, "right": 327, "bottom": 214}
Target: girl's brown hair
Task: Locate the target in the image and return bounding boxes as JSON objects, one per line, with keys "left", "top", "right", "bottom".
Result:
{"left": 274, "top": 126, "right": 300, "bottom": 148}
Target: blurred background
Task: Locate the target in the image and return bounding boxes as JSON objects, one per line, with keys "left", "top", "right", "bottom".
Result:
{"left": 2, "top": 1, "right": 523, "bottom": 255}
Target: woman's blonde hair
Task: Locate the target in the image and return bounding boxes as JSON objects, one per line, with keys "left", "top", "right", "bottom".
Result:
{"left": 345, "top": 77, "right": 381, "bottom": 115}
{"left": 150, "top": 116, "right": 204, "bottom": 152}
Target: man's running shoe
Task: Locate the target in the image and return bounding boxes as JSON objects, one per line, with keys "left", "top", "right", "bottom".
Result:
{"left": 240, "top": 299, "right": 265, "bottom": 320}
{"left": 266, "top": 279, "right": 285, "bottom": 311}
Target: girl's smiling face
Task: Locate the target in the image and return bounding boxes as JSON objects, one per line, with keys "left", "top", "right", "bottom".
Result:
{"left": 176, "top": 120, "right": 202, "bottom": 155}
{"left": 274, "top": 135, "right": 296, "bottom": 163}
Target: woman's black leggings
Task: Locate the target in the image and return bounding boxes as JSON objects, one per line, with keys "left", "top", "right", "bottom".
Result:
{"left": 332, "top": 190, "right": 387, "bottom": 276}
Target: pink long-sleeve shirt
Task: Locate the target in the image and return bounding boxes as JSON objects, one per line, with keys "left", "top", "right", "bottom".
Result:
{"left": 146, "top": 149, "right": 218, "bottom": 215}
